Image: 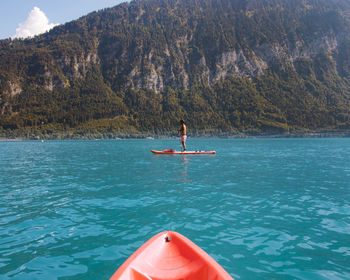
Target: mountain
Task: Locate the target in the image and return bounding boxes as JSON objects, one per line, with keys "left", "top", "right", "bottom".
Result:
{"left": 1, "top": 0, "right": 350, "bottom": 138}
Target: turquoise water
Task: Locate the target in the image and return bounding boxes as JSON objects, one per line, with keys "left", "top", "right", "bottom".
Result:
{"left": 1, "top": 138, "right": 350, "bottom": 280}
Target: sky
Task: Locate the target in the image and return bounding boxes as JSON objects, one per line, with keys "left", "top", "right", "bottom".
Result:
{"left": 0, "top": 0, "right": 127, "bottom": 39}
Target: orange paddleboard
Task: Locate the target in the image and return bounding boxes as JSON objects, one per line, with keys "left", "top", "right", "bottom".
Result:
{"left": 110, "top": 231, "right": 233, "bottom": 280}
{"left": 151, "top": 149, "right": 216, "bottom": 155}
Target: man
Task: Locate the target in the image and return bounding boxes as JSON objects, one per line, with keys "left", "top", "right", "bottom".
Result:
{"left": 178, "top": 119, "right": 187, "bottom": 151}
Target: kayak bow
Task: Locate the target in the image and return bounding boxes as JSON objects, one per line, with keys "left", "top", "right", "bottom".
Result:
{"left": 110, "top": 231, "right": 233, "bottom": 280}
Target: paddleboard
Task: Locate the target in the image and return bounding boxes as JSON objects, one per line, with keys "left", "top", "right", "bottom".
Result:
{"left": 110, "top": 231, "right": 233, "bottom": 280}
{"left": 151, "top": 149, "right": 216, "bottom": 154}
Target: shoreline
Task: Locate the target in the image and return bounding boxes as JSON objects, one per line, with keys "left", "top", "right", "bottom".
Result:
{"left": 1, "top": 131, "right": 350, "bottom": 141}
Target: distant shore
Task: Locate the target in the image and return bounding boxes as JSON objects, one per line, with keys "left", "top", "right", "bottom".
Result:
{"left": 1, "top": 129, "right": 350, "bottom": 141}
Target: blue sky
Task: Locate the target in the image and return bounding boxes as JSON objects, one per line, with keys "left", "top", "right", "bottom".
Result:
{"left": 0, "top": 0, "right": 127, "bottom": 39}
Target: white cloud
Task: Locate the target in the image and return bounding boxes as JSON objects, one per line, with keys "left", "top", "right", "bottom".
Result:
{"left": 12, "top": 7, "right": 60, "bottom": 39}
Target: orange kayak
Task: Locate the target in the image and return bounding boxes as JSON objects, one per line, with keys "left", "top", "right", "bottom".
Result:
{"left": 110, "top": 231, "right": 233, "bottom": 280}
{"left": 151, "top": 149, "right": 216, "bottom": 155}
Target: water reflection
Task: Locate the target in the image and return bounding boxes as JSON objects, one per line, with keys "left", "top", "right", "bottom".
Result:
{"left": 179, "top": 155, "right": 189, "bottom": 183}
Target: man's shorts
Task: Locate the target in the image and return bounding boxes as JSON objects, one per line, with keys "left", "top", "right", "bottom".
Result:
{"left": 180, "top": 135, "right": 187, "bottom": 143}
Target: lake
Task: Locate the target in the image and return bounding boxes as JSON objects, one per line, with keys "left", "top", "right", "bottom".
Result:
{"left": 1, "top": 138, "right": 349, "bottom": 279}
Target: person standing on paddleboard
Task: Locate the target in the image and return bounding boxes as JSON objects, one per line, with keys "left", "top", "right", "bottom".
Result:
{"left": 178, "top": 119, "right": 187, "bottom": 151}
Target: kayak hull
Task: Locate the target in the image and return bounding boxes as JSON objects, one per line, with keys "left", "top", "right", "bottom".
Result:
{"left": 110, "top": 231, "right": 233, "bottom": 280}
{"left": 151, "top": 150, "right": 216, "bottom": 155}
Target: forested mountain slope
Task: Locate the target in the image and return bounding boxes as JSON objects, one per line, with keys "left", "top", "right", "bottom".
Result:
{"left": 1, "top": 0, "right": 350, "bottom": 138}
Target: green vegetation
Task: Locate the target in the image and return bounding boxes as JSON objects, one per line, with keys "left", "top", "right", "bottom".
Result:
{"left": 1, "top": 0, "right": 350, "bottom": 138}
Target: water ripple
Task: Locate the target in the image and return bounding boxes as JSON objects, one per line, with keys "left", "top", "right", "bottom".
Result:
{"left": 1, "top": 139, "right": 350, "bottom": 279}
